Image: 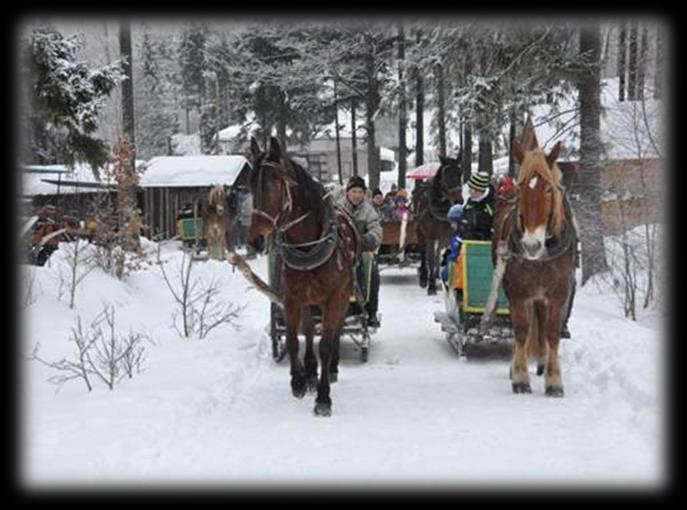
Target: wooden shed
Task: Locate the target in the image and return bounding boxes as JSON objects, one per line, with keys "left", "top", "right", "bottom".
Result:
{"left": 138, "top": 155, "right": 252, "bottom": 239}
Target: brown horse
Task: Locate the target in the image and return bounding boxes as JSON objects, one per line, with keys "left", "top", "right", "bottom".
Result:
{"left": 413, "top": 155, "right": 463, "bottom": 294}
{"left": 492, "top": 139, "right": 576, "bottom": 397}
{"left": 247, "top": 137, "right": 360, "bottom": 416}
{"left": 206, "top": 184, "right": 228, "bottom": 260}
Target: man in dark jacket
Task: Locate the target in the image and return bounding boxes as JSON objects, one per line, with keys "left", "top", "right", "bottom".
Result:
{"left": 459, "top": 172, "right": 495, "bottom": 241}
{"left": 339, "top": 175, "right": 383, "bottom": 328}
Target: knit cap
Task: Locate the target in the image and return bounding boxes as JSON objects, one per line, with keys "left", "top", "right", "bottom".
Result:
{"left": 467, "top": 172, "right": 490, "bottom": 192}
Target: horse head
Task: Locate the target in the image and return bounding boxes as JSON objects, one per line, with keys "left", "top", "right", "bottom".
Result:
{"left": 247, "top": 136, "right": 295, "bottom": 254}
{"left": 511, "top": 139, "right": 566, "bottom": 260}
{"left": 208, "top": 184, "right": 226, "bottom": 215}
{"left": 437, "top": 155, "right": 463, "bottom": 205}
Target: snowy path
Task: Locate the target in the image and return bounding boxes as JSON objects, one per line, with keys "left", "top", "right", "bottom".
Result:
{"left": 22, "top": 249, "right": 664, "bottom": 489}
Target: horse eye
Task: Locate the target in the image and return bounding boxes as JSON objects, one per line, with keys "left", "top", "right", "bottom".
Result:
{"left": 545, "top": 187, "right": 554, "bottom": 194}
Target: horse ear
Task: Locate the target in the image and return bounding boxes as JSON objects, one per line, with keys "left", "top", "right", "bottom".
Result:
{"left": 546, "top": 141, "right": 563, "bottom": 168}
{"left": 250, "top": 137, "right": 261, "bottom": 160}
{"left": 512, "top": 139, "right": 525, "bottom": 164}
{"left": 269, "top": 137, "right": 282, "bottom": 160}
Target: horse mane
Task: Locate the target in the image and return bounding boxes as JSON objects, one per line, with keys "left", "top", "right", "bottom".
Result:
{"left": 282, "top": 156, "right": 327, "bottom": 228}
{"left": 516, "top": 148, "right": 567, "bottom": 238}
{"left": 429, "top": 163, "right": 452, "bottom": 209}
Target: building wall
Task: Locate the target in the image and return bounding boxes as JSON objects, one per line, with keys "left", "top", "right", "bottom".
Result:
{"left": 565, "top": 158, "right": 663, "bottom": 236}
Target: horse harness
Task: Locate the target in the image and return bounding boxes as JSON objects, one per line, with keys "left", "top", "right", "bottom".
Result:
{"left": 498, "top": 189, "right": 577, "bottom": 263}
{"left": 252, "top": 159, "right": 343, "bottom": 272}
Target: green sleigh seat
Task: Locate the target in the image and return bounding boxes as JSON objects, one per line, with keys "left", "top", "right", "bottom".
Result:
{"left": 447, "top": 240, "right": 509, "bottom": 315}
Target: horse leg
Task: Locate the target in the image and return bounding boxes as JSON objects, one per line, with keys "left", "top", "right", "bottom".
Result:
{"left": 302, "top": 306, "right": 319, "bottom": 393}
{"left": 285, "top": 298, "right": 306, "bottom": 398}
{"left": 314, "top": 297, "right": 348, "bottom": 416}
{"left": 510, "top": 301, "right": 532, "bottom": 394}
{"left": 544, "top": 303, "right": 565, "bottom": 397}
{"left": 427, "top": 240, "right": 438, "bottom": 295}
{"left": 419, "top": 247, "right": 427, "bottom": 288}
{"left": 329, "top": 326, "right": 342, "bottom": 384}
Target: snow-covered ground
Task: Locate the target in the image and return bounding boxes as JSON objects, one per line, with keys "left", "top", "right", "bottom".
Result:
{"left": 20, "top": 237, "right": 665, "bottom": 490}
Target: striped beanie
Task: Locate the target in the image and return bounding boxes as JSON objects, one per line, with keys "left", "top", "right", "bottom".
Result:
{"left": 467, "top": 172, "right": 490, "bottom": 192}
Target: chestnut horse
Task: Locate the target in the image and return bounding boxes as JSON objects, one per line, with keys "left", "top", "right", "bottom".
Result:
{"left": 413, "top": 156, "right": 463, "bottom": 294}
{"left": 247, "top": 137, "right": 360, "bottom": 416}
{"left": 206, "top": 184, "right": 228, "bottom": 260}
{"left": 492, "top": 139, "right": 576, "bottom": 397}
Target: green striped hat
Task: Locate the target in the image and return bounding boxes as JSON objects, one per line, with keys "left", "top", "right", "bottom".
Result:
{"left": 467, "top": 172, "right": 490, "bottom": 192}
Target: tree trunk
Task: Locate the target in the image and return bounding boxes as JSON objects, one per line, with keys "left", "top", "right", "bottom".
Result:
{"left": 628, "top": 21, "right": 638, "bottom": 101}
{"left": 637, "top": 24, "right": 648, "bottom": 101}
{"left": 365, "top": 45, "right": 379, "bottom": 191}
{"left": 617, "top": 22, "right": 626, "bottom": 102}
{"left": 435, "top": 60, "right": 446, "bottom": 159}
{"left": 654, "top": 29, "right": 664, "bottom": 99}
{"left": 334, "top": 80, "right": 343, "bottom": 185}
{"left": 508, "top": 109, "right": 517, "bottom": 177}
{"left": 462, "top": 123, "right": 472, "bottom": 183}
{"left": 119, "top": 21, "right": 135, "bottom": 159}
{"left": 277, "top": 89, "right": 288, "bottom": 151}
{"left": 578, "top": 24, "right": 609, "bottom": 285}
{"left": 398, "top": 25, "right": 407, "bottom": 190}
{"left": 477, "top": 130, "right": 493, "bottom": 175}
{"left": 351, "top": 99, "right": 358, "bottom": 176}
{"left": 415, "top": 31, "right": 424, "bottom": 167}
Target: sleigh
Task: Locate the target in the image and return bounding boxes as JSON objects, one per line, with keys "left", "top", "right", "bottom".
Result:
{"left": 267, "top": 250, "right": 378, "bottom": 363}
{"left": 434, "top": 240, "right": 513, "bottom": 359}
{"left": 377, "top": 216, "right": 423, "bottom": 267}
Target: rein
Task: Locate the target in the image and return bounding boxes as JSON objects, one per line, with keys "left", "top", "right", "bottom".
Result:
{"left": 253, "top": 157, "right": 339, "bottom": 271}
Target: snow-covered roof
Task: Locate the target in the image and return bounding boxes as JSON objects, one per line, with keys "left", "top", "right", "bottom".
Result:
{"left": 139, "top": 155, "right": 251, "bottom": 188}
{"left": 21, "top": 161, "right": 146, "bottom": 197}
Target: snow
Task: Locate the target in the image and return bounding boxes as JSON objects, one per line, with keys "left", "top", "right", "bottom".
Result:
{"left": 139, "top": 155, "right": 250, "bottom": 188}
{"left": 529, "top": 77, "right": 663, "bottom": 161}
{"left": 20, "top": 229, "right": 665, "bottom": 489}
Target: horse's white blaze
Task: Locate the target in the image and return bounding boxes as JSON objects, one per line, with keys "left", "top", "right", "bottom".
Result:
{"left": 522, "top": 225, "right": 546, "bottom": 259}
{"left": 528, "top": 176, "right": 538, "bottom": 189}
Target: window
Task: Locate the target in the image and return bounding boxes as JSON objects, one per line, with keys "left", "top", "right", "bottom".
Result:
{"left": 307, "top": 153, "right": 329, "bottom": 182}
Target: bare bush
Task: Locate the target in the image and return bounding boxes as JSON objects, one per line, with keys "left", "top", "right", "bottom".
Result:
{"left": 156, "top": 244, "right": 244, "bottom": 339}
{"left": 29, "top": 304, "right": 150, "bottom": 393}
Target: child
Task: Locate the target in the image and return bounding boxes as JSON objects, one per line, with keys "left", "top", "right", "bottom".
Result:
{"left": 440, "top": 204, "right": 464, "bottom": 286}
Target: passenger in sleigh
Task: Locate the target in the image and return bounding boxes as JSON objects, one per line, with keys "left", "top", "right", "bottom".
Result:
{"left": 339, "top": 176, "right": 383, "bottom": 328}
{"left": 440, "top": 204, "right": 464, "bottom": 289}
{"left": 448, "top": 172, "right": 496, "bottom": 303}
{"left": 371, "top": 187, "right": 395, "bottom": 222}
{"left": 392, "top": 188, "right": 411, "bottom": 221}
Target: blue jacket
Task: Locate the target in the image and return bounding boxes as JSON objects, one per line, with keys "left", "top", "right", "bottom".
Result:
{"left": 441, "top": 232, "right": 463, "bottom": 284}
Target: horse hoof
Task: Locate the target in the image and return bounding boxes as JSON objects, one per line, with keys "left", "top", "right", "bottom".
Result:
{"left": 306, "top": 377, "right": 319, "bottom": 393}
{"left": 545, "top": 386, "right": 564, "bottom": 397}
{"left": 291, "top": 381, "right": 306, "bottom": 399}
{"left": 512, "top": 383, "right": 532, "bottom": 394}
{"left": 427, "top": 287, "right": 437, "bottom": 296}
{"left": 536, "top": 363, "right": 545, "bottom": 376}
{"left": 313, "top": 402, "right": 332, "bottom": 417}
{"left": 329, "top": 372, "right": 338, "bottom": 384}
{"left": 419, "top": 280, "right": 427, "bottom": 288}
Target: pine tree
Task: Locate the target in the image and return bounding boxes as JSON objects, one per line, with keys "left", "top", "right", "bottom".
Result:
{"left": 21, "top": 25, "right": 123, "bottom": 178}
{"left": 135, "top": 27, "right": 179, "bottom": 159}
